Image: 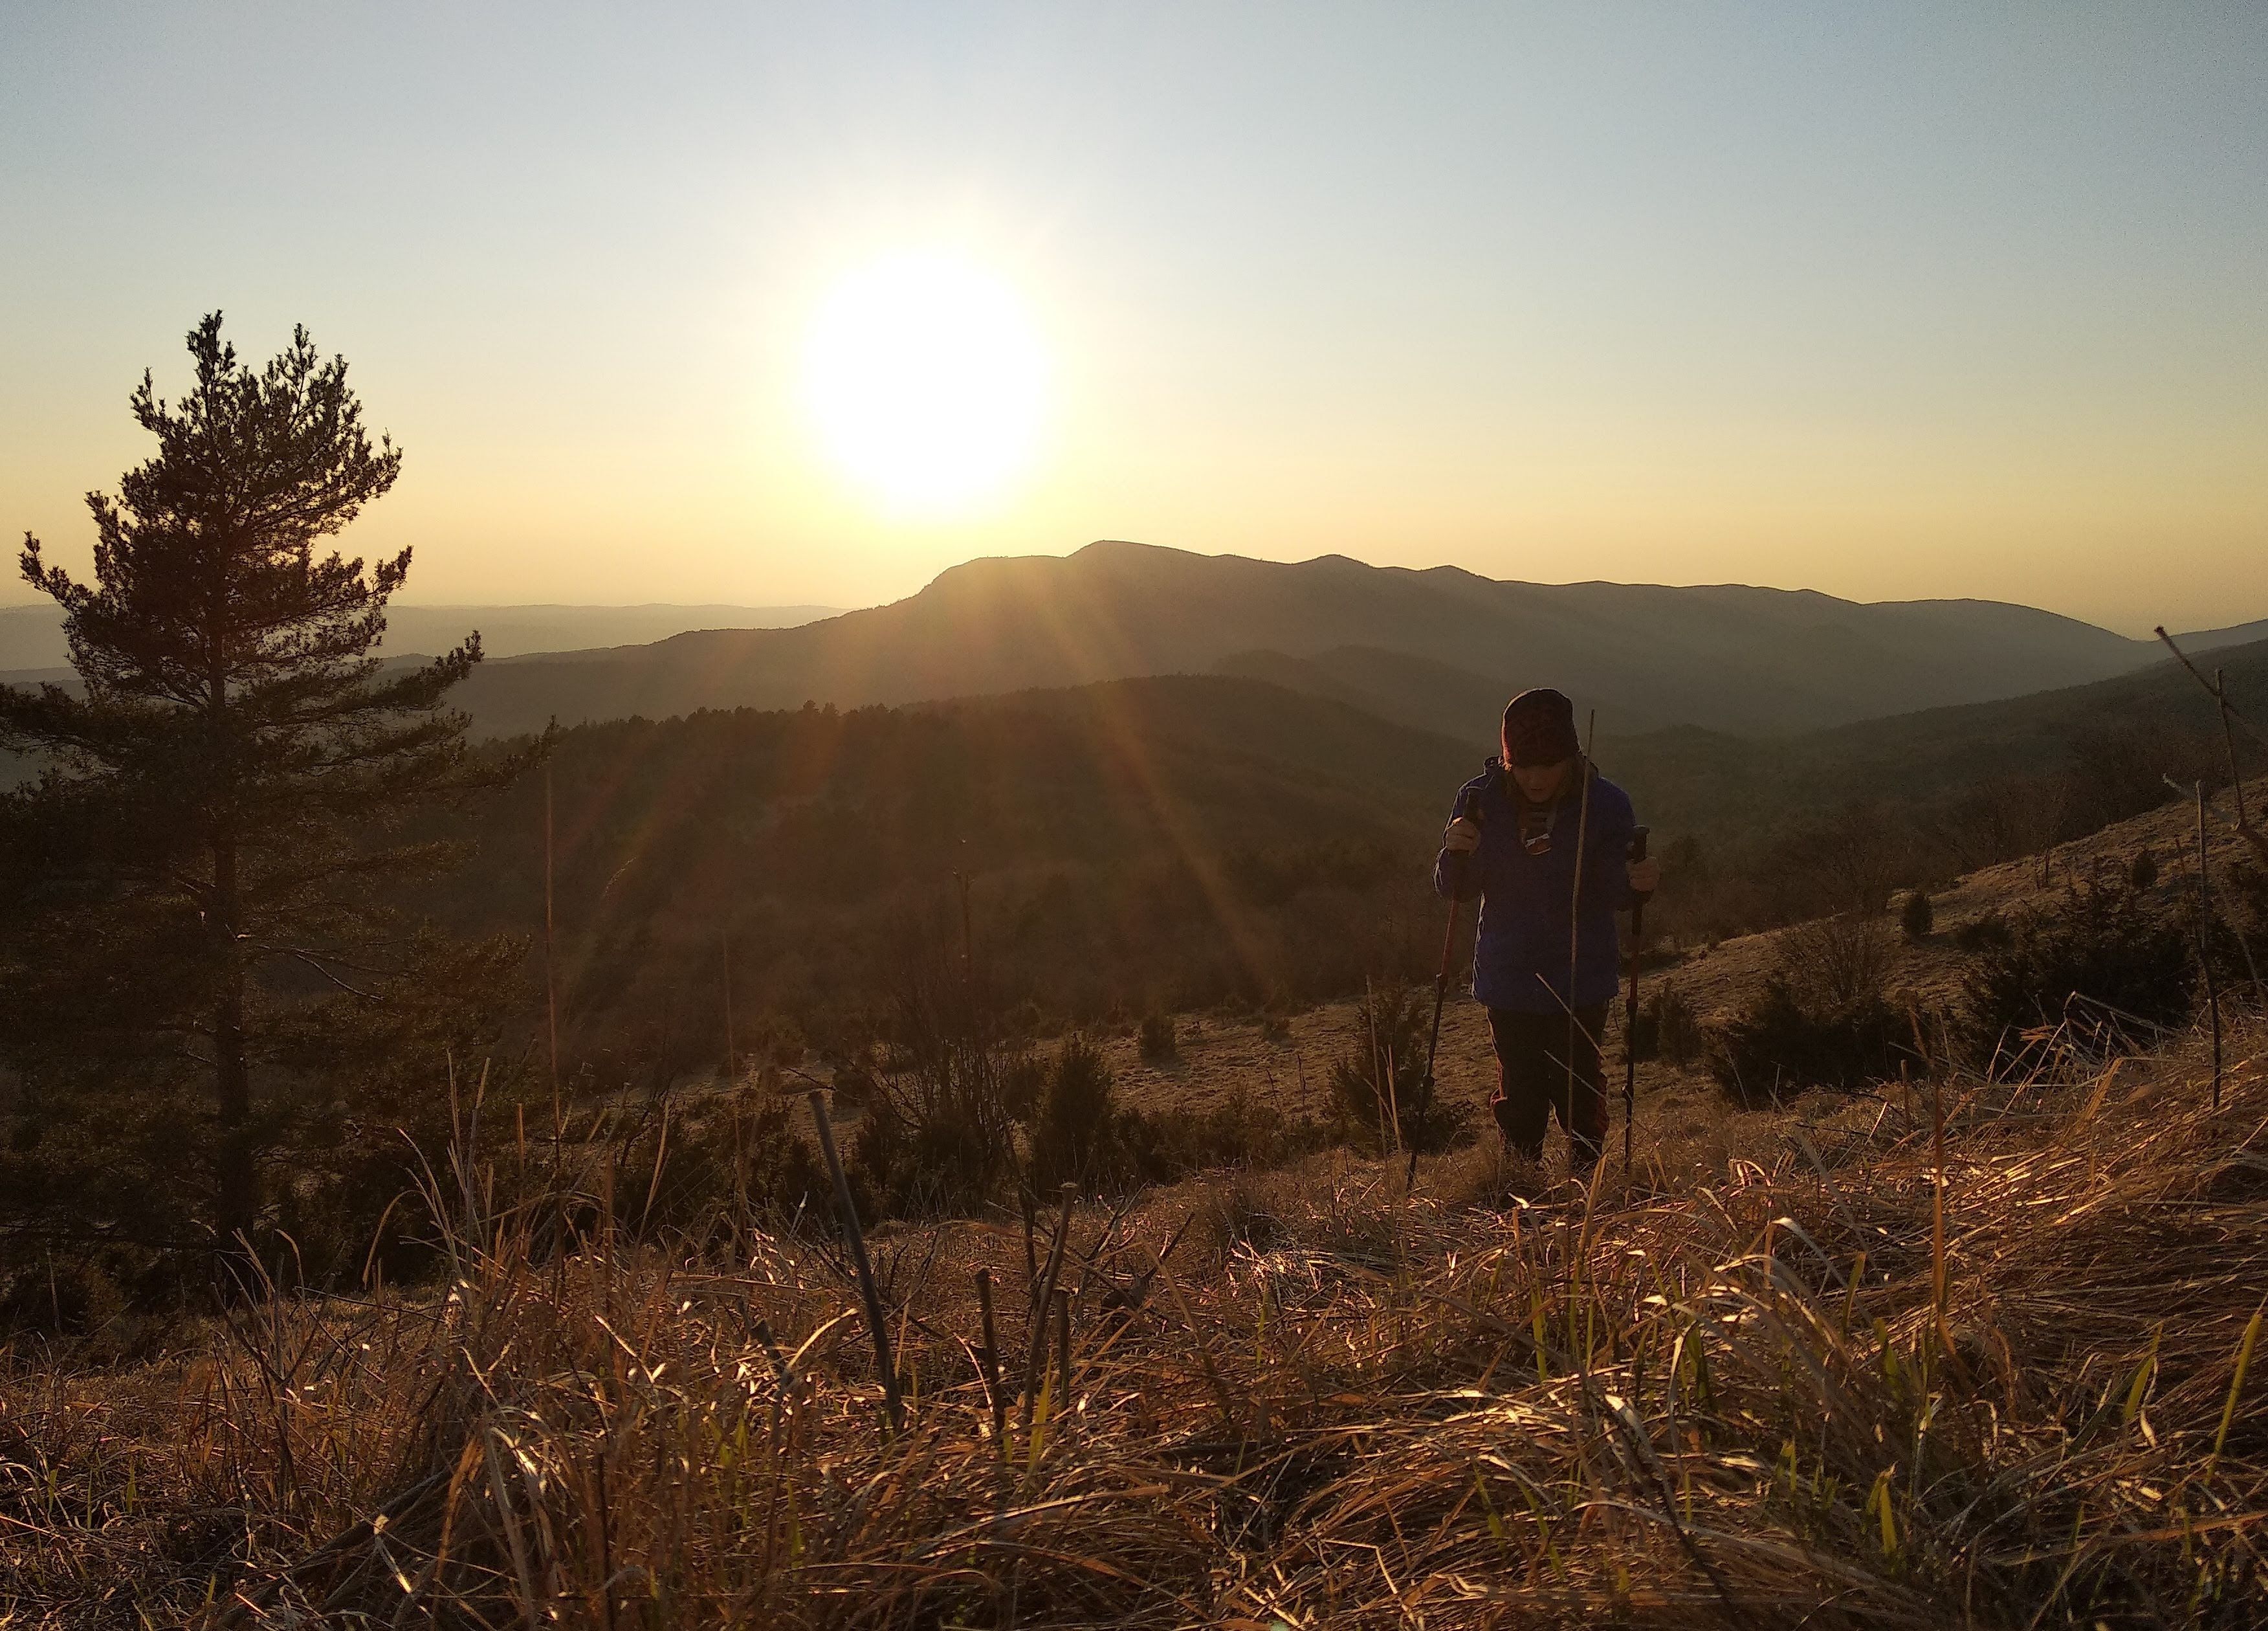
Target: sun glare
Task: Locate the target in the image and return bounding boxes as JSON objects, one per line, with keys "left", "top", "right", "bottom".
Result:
{"left": 802, "top": 251, "right": 1048, "bottom": 516}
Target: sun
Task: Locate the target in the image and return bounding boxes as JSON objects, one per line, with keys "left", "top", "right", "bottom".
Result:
{"left": 802, "top": 251, "right": 1048, "bottom": 516}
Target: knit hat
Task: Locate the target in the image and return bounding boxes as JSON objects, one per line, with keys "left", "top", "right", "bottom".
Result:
{"left": 1501, "top": 687, "right": 1580, "bottom": 768}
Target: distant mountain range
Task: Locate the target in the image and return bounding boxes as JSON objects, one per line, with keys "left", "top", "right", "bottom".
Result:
{"left": 0, "top": 601, "right": 844, "bottom": 672}
{"left": 406, "top": 542, "right": 2263, "bottom": 742}
{"left": 6, "top": 543, "right": 2262, "bottom": 748}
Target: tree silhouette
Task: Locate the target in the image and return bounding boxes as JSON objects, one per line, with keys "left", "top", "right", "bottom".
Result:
{"left": 0, "top": 314, "right": 531, "bottom": 1254}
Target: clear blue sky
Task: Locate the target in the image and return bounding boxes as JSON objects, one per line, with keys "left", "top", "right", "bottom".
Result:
{"left": 3, "top": 2, "right": 2263, "bottom": 632}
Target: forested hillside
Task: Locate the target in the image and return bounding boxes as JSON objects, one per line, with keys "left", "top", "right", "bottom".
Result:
{"left": 437, "top": 539, "right": 2209, "bottom": 739}
{"left": 428, "top": 636, "right": 2266, "bottom": 1076}
{"left": 437, "top": 677, "right": 1474, "bottom": 1076}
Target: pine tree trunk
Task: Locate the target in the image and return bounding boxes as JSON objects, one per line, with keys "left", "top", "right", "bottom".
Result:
{"left": 212, "top": 835, "right": 256, "bottom": 1250}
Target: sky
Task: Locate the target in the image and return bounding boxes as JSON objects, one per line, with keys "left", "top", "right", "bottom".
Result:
{"left": 3, "top": 2, "right": 2263, "bottom": 634}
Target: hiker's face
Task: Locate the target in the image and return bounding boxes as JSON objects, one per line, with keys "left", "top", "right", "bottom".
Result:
{"left": 1512, "top": 759, "right": 1570, "bottom": 803}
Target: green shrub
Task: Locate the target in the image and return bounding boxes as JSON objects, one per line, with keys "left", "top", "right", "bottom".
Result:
{"left": 846, "top": 975, "right": 1033, "bottom": 1217}
{"left": 1957, "top": 881, "right": 2195, "bottom": 1073}
{"left": 1705, "top": 982, "right": 1911, "bottom": 1106}
{"left": 1116, "top": 1086, "right": 1327, "bottom": 1182}
{"left": 1706, "top": 915, "right": 1914, "bottom": 1105}
{"left": 1631, "top": 983, "right": 1703, "bottom": 1068}
{"left": 1325, "top": 984, "right": 1466, "bottom": 1155}
{"left": 1029, "top": 1036, "right": 1119, "bottom": 1192}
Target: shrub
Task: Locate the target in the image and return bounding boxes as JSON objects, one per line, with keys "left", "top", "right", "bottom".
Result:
{"left": 1631, "top": 983, "right": 1703, "bottom": 1068}
{"left": 743, "top": 1011, "right": 807, "bottom": 1068}
{"left": 0, "top": 1255, "right": 127, "bottom": 1343}
{"left": 850, "top": 1091, "right": 1012, "bottom": 1220}
{"left": 848, "top": 975, "right": 1033, "bottom": 1217}
{"left": 998, "top": 1053, "right": 1050, "bottom": 1124}
{"left": 1705, "top": 981, "right": 1913, "bottom": 1106}
{"left": 1325, "top": 984, "right": 1466, "bottom": 1155}
{"left": 1116, "top": 1087, "right": 1328, "bottom": 1184}
{"left": 2130, "top": 848, "right": 2159, "bottom": 891}
{"left": 1957, "top": 880, "right": 2195, "bottom": 1073}
{"left": 1029, "top": 1036, "right": 1119, "bottom": 1191}
{"left": 1900, "top": 888, "right": 1934, "bottom": 941}
{"left": 1705, "top": 915, "right": 1913, "bottom": 1105}
{"left": 1777, "top": 913, "right": 1893, "bottom": 1011}
{"left": 826, "top": 1052, "right": 880, "bottom": 1112}
{"left": 731, "top": 1092, "right": 833, "bottom": 1219}
{"left": 1138, "top": 1013, "right": 1178, "bottom": 1061}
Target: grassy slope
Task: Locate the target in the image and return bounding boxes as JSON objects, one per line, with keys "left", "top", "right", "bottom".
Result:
{"left": 7, "top": 1001, "right": 2263, "bottom": 1623}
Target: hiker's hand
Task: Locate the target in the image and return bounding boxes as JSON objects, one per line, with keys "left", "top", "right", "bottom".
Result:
{"left": 1442, "top": 816, "right": 1482, "bottom": 854}
{"left": 1627, "top": 856, "right": 1660, "bottom": 894}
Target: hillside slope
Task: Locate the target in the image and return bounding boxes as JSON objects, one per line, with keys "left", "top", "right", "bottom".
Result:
{"left": 1604, "top": 632, "right": 2268, "bottom": 843}
{"left": 428, "top": 633, "right": 2263, "bottom": 1075}
{"left": 440, "top": 540, "right": 2177, "bottom": 738}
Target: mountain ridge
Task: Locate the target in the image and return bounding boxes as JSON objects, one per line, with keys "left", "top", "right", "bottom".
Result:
{"left": 437, "top": 539, "right": 2216, "bottom": 740}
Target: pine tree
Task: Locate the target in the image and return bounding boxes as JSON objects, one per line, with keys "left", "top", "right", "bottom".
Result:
{"left": 0, "top": 314, "right": 531, "bottom": 1253}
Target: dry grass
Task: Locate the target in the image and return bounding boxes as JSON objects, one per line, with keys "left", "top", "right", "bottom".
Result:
{"left": 5, "top": 1019, "right": 2268, "bottom": 1626}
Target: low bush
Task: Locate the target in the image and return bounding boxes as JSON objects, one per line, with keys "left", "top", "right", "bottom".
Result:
{"left": 1029, "top": 1036, "right": 1119, "bottom": 1192}
{"left": 1630, "top": 982, "right": 1703, "bottom": 1068}
{"left": 1325, "top": 984, "right": 1466, "bottom": 1155}
{"left": 1706, "top": 915, "right": 1914, "bottom": 1105}
{"left": 1706, "top": 981, "right": 1913, "bottom": 1106}
{"left": 1138, "top": 1013, "right": 1178, "bottom": 1061}
{"left": 1117, "top": 1087, "right": 1328, "bottom": 1183}
{"left": 848, "top": 975, "right": 1033, "bottom": 1217}
{"left": 1958, "top": 880, "right": 2196, "bottom": 1072}
{"left": 1901, "top": 887, "right": 1934, "bottom": 941}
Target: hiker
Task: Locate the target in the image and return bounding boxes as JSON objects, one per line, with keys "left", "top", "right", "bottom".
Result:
{"left": 1435, "top": 688, "right": 1658, "bottom": 1175}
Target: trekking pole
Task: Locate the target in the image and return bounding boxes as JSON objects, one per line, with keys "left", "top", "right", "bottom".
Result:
{"left": 1622, "top": 827, "right": 1651, "bottom": 1172}
{"left": 1418, "top": 787, "right": 1484, "bottom": 1186}
{"left": 1565, "top": 715, "right": 1597, "bottom": 1170}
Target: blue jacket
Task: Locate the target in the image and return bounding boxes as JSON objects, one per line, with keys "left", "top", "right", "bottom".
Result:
{"left": 1433, "top": 758, "right": 1638, "bottom": 1014}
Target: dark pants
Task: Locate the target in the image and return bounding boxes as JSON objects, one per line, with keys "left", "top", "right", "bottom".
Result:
{"left": 1487, "top": 1005, "right": 1608, "bottom": 1171}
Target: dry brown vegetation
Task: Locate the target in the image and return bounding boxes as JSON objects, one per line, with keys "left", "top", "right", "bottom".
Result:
{"left": 5, "top": 1004, "right": 2266, "bottom": 1627}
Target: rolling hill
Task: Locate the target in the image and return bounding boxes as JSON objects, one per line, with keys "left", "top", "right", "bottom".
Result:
{"left": 434, "top": 540, "right": 2215, "bottom": 740}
